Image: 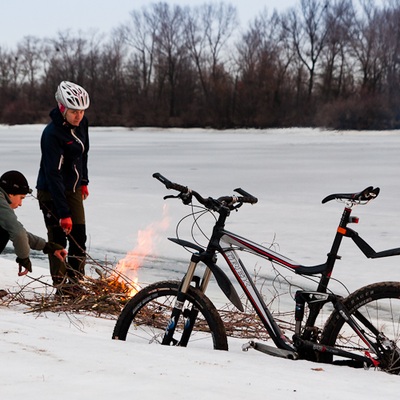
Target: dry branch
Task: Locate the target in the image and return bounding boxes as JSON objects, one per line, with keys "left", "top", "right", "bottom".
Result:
{"left": 1, "top": 259, "right": 139, "bottom": 318}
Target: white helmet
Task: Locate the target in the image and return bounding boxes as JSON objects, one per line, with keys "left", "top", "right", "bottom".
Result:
{"left": 55, "top": 81, "right": 90, "bottom": 110}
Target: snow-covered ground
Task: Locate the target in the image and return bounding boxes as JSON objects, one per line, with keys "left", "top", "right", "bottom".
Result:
{"left": 1, "top": 125, "right": 400, "bottom": 398}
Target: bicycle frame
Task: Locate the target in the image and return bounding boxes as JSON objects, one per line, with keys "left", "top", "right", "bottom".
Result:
{"left": 171, "top": 198, "right": 400, "bottom": 363}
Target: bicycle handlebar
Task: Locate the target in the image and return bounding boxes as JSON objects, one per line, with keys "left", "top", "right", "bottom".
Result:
{"left": 153, "top": 172, "right": 189, "bottom": 193}
{"left": 152, "top": 172, "right": 258, "bottom": 210}
{"left": 153, "top": 172, "right": 381, "bottom": 212}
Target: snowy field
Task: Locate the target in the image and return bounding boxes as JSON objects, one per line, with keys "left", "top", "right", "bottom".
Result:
{"left": 1, "top": 125, "right": 400, "bottom": 398}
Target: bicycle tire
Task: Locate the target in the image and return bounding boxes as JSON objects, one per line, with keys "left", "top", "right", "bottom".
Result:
{"left": 112, "top": 280, "right": 228, "bottom": 350}
{"left": 320, "top": 281, "right": 400, "bottom": 373}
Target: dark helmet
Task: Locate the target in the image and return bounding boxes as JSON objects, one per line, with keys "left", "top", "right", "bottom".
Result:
{"left": 0, "top": 170, "right": 32, "bottom": 195}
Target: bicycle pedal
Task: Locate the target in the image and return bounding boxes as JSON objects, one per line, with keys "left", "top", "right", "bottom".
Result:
{"left": 241, "top": 341, "right": 254, "bottom": 352}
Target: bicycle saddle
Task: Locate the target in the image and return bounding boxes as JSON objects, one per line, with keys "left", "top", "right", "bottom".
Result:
{"left": 322, "top": 186, "right": 380, "bottom": 204}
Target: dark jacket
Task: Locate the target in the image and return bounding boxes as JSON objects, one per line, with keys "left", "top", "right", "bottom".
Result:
{"left": 36, "top": 108, "right": 89, "bottom": 219}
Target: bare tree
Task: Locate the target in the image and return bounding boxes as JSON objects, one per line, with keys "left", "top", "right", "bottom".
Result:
{"left": 0, "top": 47, "right": 13, "bottom": 91}
{"left": 183, "top": 5, "right": 209, "bottom": 100}
{"left": 151, "top": 2, "right": 188, "bottom": 119}
{"left": 86, "top": 33, "right": 124, "bottom": 124}
{"left": 318, "top": 0, "right": 354, "bottom": 100}
{"left": 46, "top": 31, "right": 90, "bottom": 85}
{"left": 282, "top": 0, "right": 331, "bottom": 100}
{"left": 17, "top": 36, "right": 44, "bottom": 98}
{"left": 118, "top": 8, "right": 157, "bottom": 98}
{"left": 346, "top": 0, "right": 386, "bottom": 92}
{"left": 183, "top": 2, "right": 237, "bottom": 124}
{"left": 381, "top": 2, "right": 400, "bottom": 101}
{"left": 235, "top": 10, "right": 293, "bottom": 126}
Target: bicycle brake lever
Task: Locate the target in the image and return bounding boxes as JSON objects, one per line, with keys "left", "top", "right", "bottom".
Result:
{"left": 163, "top": 194, "right": 179, "bottom": 200}
{"left": 232, "top": 202, "right": 243, "bottom": 211}
{"left": 163, "top": 193, "right": 193, "bottom": 205}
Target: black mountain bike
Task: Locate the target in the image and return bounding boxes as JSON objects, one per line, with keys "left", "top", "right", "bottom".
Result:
{"left": 113, "top": 173, "right": 400, "bottom": 374}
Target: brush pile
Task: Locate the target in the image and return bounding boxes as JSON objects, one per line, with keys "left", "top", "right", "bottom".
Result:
{"left": 1, "top": 259, "right": 296, "bottom": 339}
{"left": 1, "top": 260, "right": 139, "bottom": 318}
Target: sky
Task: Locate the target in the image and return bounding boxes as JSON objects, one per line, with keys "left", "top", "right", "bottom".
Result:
{"left": 1, "top": 126, "right": 400, "bottom": 398}
{"left": 0, "top": 0, "right": 316, "bottom": 48}
{"left": 1, "top": 0, "right": 388, "bottom": 49}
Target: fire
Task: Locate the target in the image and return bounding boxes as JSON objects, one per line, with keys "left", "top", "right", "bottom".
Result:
{"left": 114, "top": 205, "right": 170, "bottom": 296}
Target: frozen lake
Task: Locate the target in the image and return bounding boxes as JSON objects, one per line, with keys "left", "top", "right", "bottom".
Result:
{"left": 2, "top": 125, "right": 400, "bottom": 297}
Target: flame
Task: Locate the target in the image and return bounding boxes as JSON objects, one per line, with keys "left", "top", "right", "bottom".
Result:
{"left": 115, "top": 205, "right": 170, "bottom": 296}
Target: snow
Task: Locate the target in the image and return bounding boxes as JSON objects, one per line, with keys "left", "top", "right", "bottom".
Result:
{"left": 2, "top": 125, "right": 400, "bottom": 398}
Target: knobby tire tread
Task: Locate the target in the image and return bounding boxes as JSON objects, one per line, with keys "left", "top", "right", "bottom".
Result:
{"left": 320, "top": 281, "right": 400, "bottom": 371}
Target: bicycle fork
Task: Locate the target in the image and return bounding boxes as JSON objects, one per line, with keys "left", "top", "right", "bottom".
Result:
{"left": 162, "top": 253, "right": 212, "bottom": 346}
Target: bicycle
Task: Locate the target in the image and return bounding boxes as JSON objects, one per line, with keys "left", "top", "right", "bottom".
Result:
{"left": 113, "top": 172, "right": 400, "bottom": 374}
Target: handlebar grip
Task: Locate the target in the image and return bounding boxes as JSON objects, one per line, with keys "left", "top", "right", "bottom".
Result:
{"left": 234, "top": 188, "right": 258, "bottom": 204}
{"left": 152, "top": 172, "right": 189, "bottom": 193}
{"left": 239, "top": 196, "right": 258, "bottom": 204}
{"left": 153, "top": 172, "right": 172, "bottom": 187}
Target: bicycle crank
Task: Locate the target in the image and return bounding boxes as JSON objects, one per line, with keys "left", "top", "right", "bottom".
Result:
{"left": 242, "top": 341, "right": 298, "bottom": 360}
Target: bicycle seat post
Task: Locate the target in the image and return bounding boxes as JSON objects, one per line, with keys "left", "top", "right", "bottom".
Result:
{"left": 317, "top": 205, "right": 353, "bottom": 292}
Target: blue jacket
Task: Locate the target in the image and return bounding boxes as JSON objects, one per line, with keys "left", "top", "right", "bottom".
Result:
{"left": 36, "top": 107, "right": 89, "bottom": 219}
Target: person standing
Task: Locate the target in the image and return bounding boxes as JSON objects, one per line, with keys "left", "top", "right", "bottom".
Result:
{"left": 36, "top": 81, "right": 90, "bottom": 289}
{"left": 0, "top": 170, "right": 67, "bottom": 294}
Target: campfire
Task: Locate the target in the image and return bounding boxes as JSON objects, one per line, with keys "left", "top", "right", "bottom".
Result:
{"left": 113, "top": 204, "right": 171, "bottom": 296}
{"left": 0, "top": 206, "right": 172, "bottom": 316}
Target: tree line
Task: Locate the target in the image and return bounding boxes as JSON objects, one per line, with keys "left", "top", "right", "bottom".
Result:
{"left": 1, "top": 0, "right": 399, "bottom": 130}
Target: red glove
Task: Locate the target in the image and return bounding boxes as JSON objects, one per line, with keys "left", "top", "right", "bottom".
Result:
{"left": 60, "top": 217, "right": 73, "bottom": 234}
{"left": 81, "top": 185, "right": 89, "bottom": 200}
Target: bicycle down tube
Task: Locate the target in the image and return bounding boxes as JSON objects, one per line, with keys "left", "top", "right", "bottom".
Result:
{"left": 219, "top": 234, "right": 296, "bottom": 352}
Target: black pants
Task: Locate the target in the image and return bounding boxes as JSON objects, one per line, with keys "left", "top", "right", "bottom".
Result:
{"left": 37, "top": 190, "right": 87, "bottom": 285}
{"left": 0, "top": 226, "right": 10, "bottom": 255}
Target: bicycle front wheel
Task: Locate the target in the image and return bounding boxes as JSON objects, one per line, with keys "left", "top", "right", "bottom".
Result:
{"left": 320, "top": 282, "right": 400, "bottom": 374}
{"left": 112, "top": 280, "right": 228, "bottom": 350}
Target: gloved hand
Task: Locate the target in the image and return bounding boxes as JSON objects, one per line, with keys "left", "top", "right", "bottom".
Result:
{"left": 81, "top": 185, "right": 89, "bottom": 200}
{"left": 43, "top": 242, "right": 68, "bottom": 261}
{"left": 16, "top": 257, "right": 32, "bottom": 276}
{"left": 60, "top": 217, "right": 73, "bottom": 234}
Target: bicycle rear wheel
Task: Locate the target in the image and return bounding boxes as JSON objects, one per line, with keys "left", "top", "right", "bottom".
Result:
{"left": 320, "top": 282, "right": 400, "bottom": 373}
{"left": 112, "top": 280, "right": 228, "bottom": 350}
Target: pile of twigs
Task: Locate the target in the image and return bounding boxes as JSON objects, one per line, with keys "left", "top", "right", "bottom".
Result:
{"left": 1, "top": 258, "right": 298, "bottom": 340}
{"left": 1, "top": 259, "right": 139, "bottom": 318}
